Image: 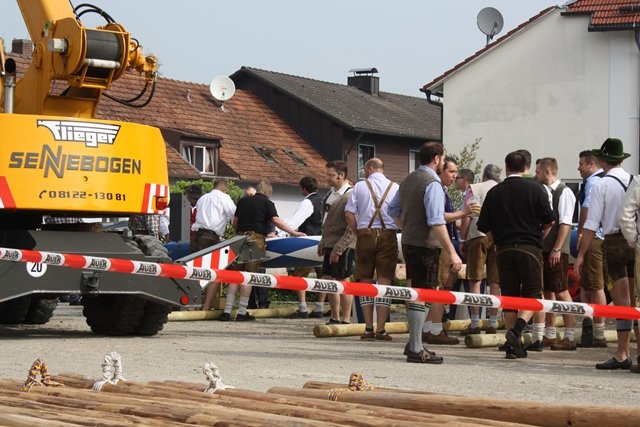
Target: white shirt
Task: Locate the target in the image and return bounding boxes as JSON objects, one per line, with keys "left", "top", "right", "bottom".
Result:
{"left": 546, "top": 179, "right": 576, "bottom": 225}
{"left": 582, "top": 169, "right": 604, "bottom": 239}
{"left": 277, "top": 193, "right": 316, "bottom": 236}
{"left": 583, "top": 168, "right": 604, "bottom": 208}
{"left": 159, "top": 207, "right": 170, "bottom": 237}
{"left": 584, "top": 167, "right": 632, "bottom": 235}
{"left": 192, "top": 189, "right": 236, "bottom": 236}
{"left": 286, "top": 194, "right": 315, "bottom": 230}
{"left": 619, "top": 175, "right": 640, "bottom": 248}
{"left": 345, "top": 172, "right": 399, "bottom": 230}
{"left": 323, "top": 182, "right": 351, "bottom": 214}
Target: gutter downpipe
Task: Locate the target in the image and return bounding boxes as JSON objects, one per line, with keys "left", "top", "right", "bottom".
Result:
{"left": 424, "top": 89, "right": 443, "bottom": 142}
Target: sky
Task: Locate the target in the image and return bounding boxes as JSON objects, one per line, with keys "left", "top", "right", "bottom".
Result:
{"left": 1, "top": 1, "right": 557, "bottom": 96}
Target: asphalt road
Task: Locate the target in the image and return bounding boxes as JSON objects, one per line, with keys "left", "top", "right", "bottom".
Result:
{"left": 1, "top": 304, "right": 639, "bottom": 409}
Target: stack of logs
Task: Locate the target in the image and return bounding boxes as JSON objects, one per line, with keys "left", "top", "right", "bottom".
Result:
{"left": 0, "top": 374, "right": 637, "bottom": 426}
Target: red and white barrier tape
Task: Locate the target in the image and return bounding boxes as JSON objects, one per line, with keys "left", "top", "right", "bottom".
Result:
{"left": 2, "top": 247, "right": 640, "bottom": 320}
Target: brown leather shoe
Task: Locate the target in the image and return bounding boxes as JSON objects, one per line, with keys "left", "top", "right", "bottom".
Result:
{"left": 550, "top": 337, "right": 577, "bottom": 351}
{"left": 403, "top": 343, "right": 436, "bottom": 357}
{"left": 374, "top": 331, "right": 393, "bottom": 341}
{"left": 592, "top": 338, "right": 607, "bottom": 347}
{"left": 424, "top": 331, "right": 460, "bottom": 345}
{"left": 542, "top": 336, "right": 558, "bottom": 347}
{"left": 460, "top": 326, "right": 481, "bottom": 336}
{"left": 361, "top": 331, "right": 375, "bottom": 341}
{"left": 406, "top": 349, "right": 444, "bottom": 364}
{"left": 485, "top": 326, "right": 497, "bottom": 334}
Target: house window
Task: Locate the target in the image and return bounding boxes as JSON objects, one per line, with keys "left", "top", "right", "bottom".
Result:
{"left": 254, "top": 146, "right": 278, "bottom": 163}
{"left": 358, "top": 144, "right": 375, "bottom": 180}
{"left": 409, "top": 149, "right": 420, "bottom": 172}
{"left": 283, "top": 149, "right": 306, "bottom": 166}
{"left": 182, "top": 144, "right": 216, "bottom": 173}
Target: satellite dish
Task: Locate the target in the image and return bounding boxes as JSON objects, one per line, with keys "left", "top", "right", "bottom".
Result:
{"left": 209, "top": 76, "right": 236, "bottom": 111}
{"left": 477, "top": 7, "right": 504, "bottom": 45}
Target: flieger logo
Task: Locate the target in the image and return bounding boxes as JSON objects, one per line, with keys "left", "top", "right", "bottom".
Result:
{"left": 248, "top": 274, "right": 272, "bottom": 286}
{"left": 311, "top": 280, "right": 339, "bottom": 293}
{"left": 190, "top": 269, "right": 212, "bottom": 281}
{"left": 550, "top": 302, "right": 586, "bottom": 315}
{"left": 136, "top": 263, "right": 158, "bottom": 274}
{"left": 383, "top": 287, "right": 413, "bottom": 300}
{"left": 462, "top": 295, "right": 494, "bottom": 306}
{"left": 37, "top": 120, "right": 120, "bottom": 148}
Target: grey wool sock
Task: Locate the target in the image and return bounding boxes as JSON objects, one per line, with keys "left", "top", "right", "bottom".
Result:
{"left": 408, "top": 303, "right": 427, "bottom": 353}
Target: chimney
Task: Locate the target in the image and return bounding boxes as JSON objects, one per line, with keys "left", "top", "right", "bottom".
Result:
{"left": 12, "top": 39, "right": 33, "bottom": 55}
{"left": 347, "top": 67, "right": 379, "bottom": 96}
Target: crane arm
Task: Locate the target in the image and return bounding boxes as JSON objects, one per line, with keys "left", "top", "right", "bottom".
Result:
{"left": 6, "top": 0, "right": 158, "bottom": 117}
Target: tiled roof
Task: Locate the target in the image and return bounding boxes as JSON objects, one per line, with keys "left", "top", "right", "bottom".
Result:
{"left": 234, "top": 67, "right": 440, "bottom": 140}
{"left": 562, "top": 0, "right": 640, "bottom": 31}
{"left": 98, "top": 75, "right": 328, "bottom": 186}
{"left": 7, "top": 50, "right": 327, "bottom": 186}
{"left": 422, "top": 7, "right": 557, "bottom": 93}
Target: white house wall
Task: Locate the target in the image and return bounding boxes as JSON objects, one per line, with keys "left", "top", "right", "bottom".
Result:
{"left": 441, "top": 10, "right": 640, "bottom": 179}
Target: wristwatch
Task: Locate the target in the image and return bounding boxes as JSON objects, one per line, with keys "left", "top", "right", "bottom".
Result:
{"left": 553, "top": 248, "right": 561, "bottom": 252}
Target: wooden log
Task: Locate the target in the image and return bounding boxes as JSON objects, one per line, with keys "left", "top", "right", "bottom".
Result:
{"left": 463, "top": 329, "right": 636, "bottom": 348}
{"left": 37, "top": 377, "right": 521, "bottom": 427}
{"left": 314, "top": 319, "right": 511, "bottom": 337}
{"left": 42, "top": 377, "right": 382, "bottom": 426}
{"left": 465, "top": 333, "right": 533, "bottom": 348}
{"left": 267, "top": 386, "right": 640, "bottom": 427}
{"left": 169, "top": 307, "right": 319, "bottom": 321}
{"left": 574, "top": 329, "right": 635, "bottom": 345}
{"left": 0, "top": 392, "right": 177, "bottom": 426}
{"left": 0, "top": 384, "right": 340, "bottom": 427}
{"left": 314, "top": 321, "right": 408, "bottom": 337}
{"left": 302, "top": 381, "right": 454, "bottom": 396}
{"left": 443, "top": 319, "right": 505, "bottom": 331}
{"left": 46, "top": 377, "right": 438, "bottom": 427}
{"left": 0, "top": 408, "right": 77, "bottom": 427}
{"left": 0, "top": 389, "right": 192, "bottom": 426}
{"left": 215, "top": 388, "right": 523, "bottom": 427}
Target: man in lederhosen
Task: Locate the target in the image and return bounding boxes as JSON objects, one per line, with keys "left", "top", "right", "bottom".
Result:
{"left": 345, "top": 158, "right": 399, "bottom": 341}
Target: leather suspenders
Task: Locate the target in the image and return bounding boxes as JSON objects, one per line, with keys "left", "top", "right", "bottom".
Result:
{"left": 364, "top": 179, "right": 393, "bottom": 229}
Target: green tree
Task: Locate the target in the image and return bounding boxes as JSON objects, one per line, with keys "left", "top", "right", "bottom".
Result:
{"left": 170, "top": 179, "right": 244, "bottom": 203}
{"left": 448, "top": 137, "right": 483, "bottom": 209}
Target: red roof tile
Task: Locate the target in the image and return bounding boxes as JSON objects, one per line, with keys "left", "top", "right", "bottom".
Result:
{"left": 563, "top": 1, "right": 640, "bottom": 30}
{"left": 422, "top": 7, "right": 557, "bottom": 93}
{"left": 96, "top": 74, "right": 327, "bottom": 186}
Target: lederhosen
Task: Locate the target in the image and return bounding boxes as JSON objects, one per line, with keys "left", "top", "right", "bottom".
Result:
{"left": 358, "top": 179, "right": 397, "bottom": 306}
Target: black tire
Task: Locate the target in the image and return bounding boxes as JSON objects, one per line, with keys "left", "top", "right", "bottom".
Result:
{"left": 135, "top": 302, "right": 171, "bottom": 336}
{"left": 82, "top": 295, "right": 146, "bottom": 336}
{"left": 133, "top": 235, "right": 172, "bottom": 336}
{"left": 81, "top": 235, "right": 173, "bottom": 336}
{"left": 0, "top": 296, "right": 31, "bottom": 324}
{"left": 24, "top": 297, "right": 58, "bottom": 324}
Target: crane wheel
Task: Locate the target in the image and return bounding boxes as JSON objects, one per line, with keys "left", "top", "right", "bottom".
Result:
{"left": 132, "top": 235, "right": 172, "bottom": 336}
{"left": 24, "top": 297, "right": 58, "bottom": 324}
{"left": 82, "top": 294, "right": 146, "bottom": 336}
{"left": 0, "top": 296, "right": 31, "bottom": 324}
{"left": 81, "top": 234, "right": 173, "bottom": 336}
